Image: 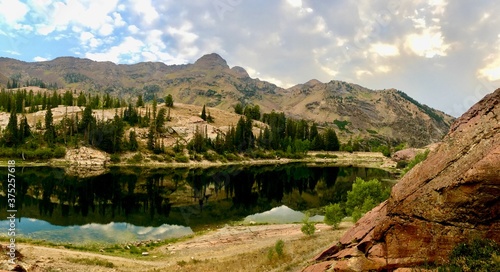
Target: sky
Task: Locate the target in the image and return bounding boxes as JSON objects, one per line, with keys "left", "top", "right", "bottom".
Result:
{"left": 1, "top": 0, "right": 499, "bottom": 117}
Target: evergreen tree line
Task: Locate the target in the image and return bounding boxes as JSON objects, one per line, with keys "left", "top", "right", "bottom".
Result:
{"left": 185, "top": 110, "right": 340, "bottom": 157}
{"left": 0, "top": 89, "right": 127, "bottom": 114}
{"left": 7, "top": 78, "right": 58, "bottom": 89}
{"left": 1, "top": 103, "right": 129, "bottom": 154}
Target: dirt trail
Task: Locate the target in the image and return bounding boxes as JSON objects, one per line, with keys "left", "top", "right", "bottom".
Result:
{"left": 1, "top": 222, "right": 352, "bottom": 272}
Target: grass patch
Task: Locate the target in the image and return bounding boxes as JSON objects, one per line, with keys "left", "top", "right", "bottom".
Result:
{"left": 333, "top": 119, "right": 350, "bottom": 131}
{"left": 402, "top": 149, "right": 430, "bottom": 175}
{"left": 66, "top": 257, "right": 114, "bottom": 268}
{"left": 175, "top": 153, "right": 190, "bottom": 163}
{"left": 438, "top": 238, "right": 500, "bottom": 272}
{"left": 314, "top": 153, "right": 338, "bottom": 159}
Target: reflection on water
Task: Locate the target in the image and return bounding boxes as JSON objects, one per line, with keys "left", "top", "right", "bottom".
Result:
{"left": 244, "top": 205, "right": 324, "bottom": 224}
{"left": 0, "top": 164, "right": 395, "bottom": 243}
{"left": 0, "top": 218, "right": 193, "bottom": 244}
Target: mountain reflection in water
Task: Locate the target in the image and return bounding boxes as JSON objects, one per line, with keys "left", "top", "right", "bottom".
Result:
{"left": 0, "top": 164, "right": 395, "bottom": 243}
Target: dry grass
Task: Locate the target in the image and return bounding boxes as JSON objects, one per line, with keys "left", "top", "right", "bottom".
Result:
{"left": 168, "top": 223, "right": 351, "bottom": 272}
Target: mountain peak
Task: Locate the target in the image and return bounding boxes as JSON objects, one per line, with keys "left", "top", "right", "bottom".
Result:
{"left": 305, "top": 79, "right": 322, "bottom": 86}
{"left": 230, "top": 66, "right": 249, "bottom": 78}
{"left": 194, "top": 53, "right": 229, "bottom": 69}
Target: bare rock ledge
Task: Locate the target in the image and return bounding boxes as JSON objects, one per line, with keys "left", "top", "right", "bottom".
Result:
{"left": 303, "top": 89, "right": 500, "bottom": 271}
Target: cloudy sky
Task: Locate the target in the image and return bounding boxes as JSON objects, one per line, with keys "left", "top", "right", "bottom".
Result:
{"left": 1, "top": 0, "right": 499, "bottom": 116}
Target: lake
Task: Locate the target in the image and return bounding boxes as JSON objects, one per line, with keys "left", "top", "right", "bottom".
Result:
{"left": 0, "top": 164, "right": 396, "bottom": 244}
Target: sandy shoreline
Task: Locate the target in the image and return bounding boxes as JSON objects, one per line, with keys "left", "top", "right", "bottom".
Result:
{"left": 1, "top": 222, "right": 353, "bottom": 272}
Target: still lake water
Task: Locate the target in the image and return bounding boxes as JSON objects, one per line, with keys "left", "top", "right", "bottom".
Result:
{"left": 0, "top": 164, "right": 396, "bottom": 244}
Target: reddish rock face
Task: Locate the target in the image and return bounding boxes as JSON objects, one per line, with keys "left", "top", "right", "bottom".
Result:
{"left": 303, "top": 89, "right": 500, "bottom": 271}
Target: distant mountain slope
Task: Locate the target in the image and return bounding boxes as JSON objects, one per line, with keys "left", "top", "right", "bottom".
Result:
{"left": 0, "top": 54, "right": 454, "bottom": 147}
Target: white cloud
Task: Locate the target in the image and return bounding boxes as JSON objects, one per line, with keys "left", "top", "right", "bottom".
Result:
{"left": 112, "top": 12, "right": 126, "bottom": 27}
{"left": 128, "top": 25, "right": 139, "bottom": 34}
{"left": 375, "top": 65, "right": 391, "bottom": 73}
{"left": 478, "top": 62, "right": 500, "bottom": 81}
{"left": 4, "top": 50, "right": 20, "bottom": 55}
{"left": 85, "top": 36, "right": 144, "bottom": 63}
{"left": 429, "top": 0, "right": 447, "bottom": 15}
{"left": 404, "top": 28, "right": 449, "bottom": 58}
{"left": 167, "top": 21, "right": 200, "bottom": 60}
{"left": 132, "top": 0, "right": 159, "bottom": 25}
{"left": 30, "top": 0, "right": 121, "bottom": 36}
{"left": 33, "top": 56, "right": 48, "bottom": 61}
{"left": 355, "top": 69, "right": 373, "bottom": 79}
{"left": 369, "top": 43, "right": 400, "bottom": 57}
{"left": 99, "top": 23, "right": 114, "bottom": 36}
{"left": 0, "top": 0, "right": 30, "bottom": 24}
{"left": 80, "top": 31, "right": 101, "bottom": 48}
{"left": 286, "top": 0, "right": 302, "bottom": 8}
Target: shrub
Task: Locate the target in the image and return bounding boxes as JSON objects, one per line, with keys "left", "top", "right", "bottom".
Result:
{"left": 403, "top": 149, "right": 430, "bottom": 175}
{"left": 346, "top": 178, "right": 390, "bottom": 222}
{"left": 301, "top": 216, "right": 316, "bottom": 236}
{"left": 203, "top": 151, "right": 219, "bottom": 162}
{"left": 110, "top": 153, "right": 121, "bottom": 163}
{"left": 396, "top": 161, "right": 408, "bottom": 169}
{"left": 175, "top": 154, "right": 189, "bottom": 163}
{"left": 274, "top": 239, "right": 285, "bottom": 258}
{"left": 439, "top": 238, "right": 500, "bottom": 272}
{"left": 163, "top": 154, "right": 173, "bottom": 163}
{"left": 225, "top": 153, "right": 240, "bottom": 161}
{"left": 53, "top": 146, "right": 66, "bottom": 158}
{"left": 267, "top": 247, "right": 274, "bottom": 261}
{"left": 324, "top": 203, "right": 344, "bottom": 229}
{"left": 128, "top": 153, "right": 143, "bottom": 163}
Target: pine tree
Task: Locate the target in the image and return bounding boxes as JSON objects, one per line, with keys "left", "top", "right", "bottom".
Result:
{"left": 201, "top": 105, "right": 207, "bottom": 121}
{"left": 165, "top": 94, "right": 174, "bottom": 107}
{"left": 206, "top": 110, "right": 214, "bottom": 123}
{"left": 19, "top": 115, "right": 30, "bottom": 143}
{"left": 147, "top": 122, "right": 155, "bottom": 150}
{"left": 3, "top": 108, "right": 18, "bottom": 146}
{"left": 136, "top": 95, "right": 144, "bottom": 107}
{"left": 152, "top": 94, "right": 157, "bottom": 118}
{"left": 44, "top": 105, "right": 56, "bottom": 145}
{"left": 324, "top": 128, "right": 340, "bottom": 151}
{"left": 129, "top": 130, "right": 138, "bottom": 151}
{"left": 155, "top": 108, "right": 166, "bottom": 133}
{"left": 234, "top": 103, "right": 243, "bottom": 114}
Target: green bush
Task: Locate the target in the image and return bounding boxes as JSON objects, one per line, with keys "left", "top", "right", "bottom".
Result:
{"left": 128, "top": 153, "right": 143, "bottom": 163}
{"left": 346, "top": 178, "right": 390, "bottom": 222}
{"left": 175, "top": 153, "right": 189, "bottom": 163}
{"left": 301, "top": 216, "right": 316, "bottom": 236}
{"left": 53, "top": 146, "right": 66, "bottom": 158}
{"left": 324, "top": 203, "right": 344, "bottom": 229}
{"left": 225, "top": 153, "right": 240, "bottom": 161}
{"left": 396, "top": 161, "right": 408, "bottom": 169}
{"left": 203, "top": 151, "right": 219, "bottom": 162}
{"left": 267, "top": 247, "right": 274, "bottom": 261}
{"left": 274, "top": 239, "right": 285, "bottom": 258}
{"left": 403, "top": 149, "right": 430, "bottom": 175}
{"left": 110, "top": 153, "right": 121, "bottom": 163}
{"left": 439, "top": 238, "right": 500, "bottom": 272}
{"left": 163, "top": 154, "right": 173, "bottom": 163}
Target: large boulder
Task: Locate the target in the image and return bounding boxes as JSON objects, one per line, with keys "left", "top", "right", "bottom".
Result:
{"left": 303, "top": 89, "right": 500, "bottom": 271}
{"left": 65, "top": 146, "right": 110, "bottom": 166}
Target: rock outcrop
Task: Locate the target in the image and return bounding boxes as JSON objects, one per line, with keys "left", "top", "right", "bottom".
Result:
{"left": 65, "top": 146, "right": 110, "bottom": 166}
{"left": 304, "top": 89, "right": 500, "bottom": 271}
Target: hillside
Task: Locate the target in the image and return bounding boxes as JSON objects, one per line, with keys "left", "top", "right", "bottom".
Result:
{"left": 0, "top": 54, "right": 454, "bottom": 147}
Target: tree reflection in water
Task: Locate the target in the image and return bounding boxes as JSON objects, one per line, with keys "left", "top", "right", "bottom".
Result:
{"left": 0, "top": 164, "right": 395, "bottom": 231}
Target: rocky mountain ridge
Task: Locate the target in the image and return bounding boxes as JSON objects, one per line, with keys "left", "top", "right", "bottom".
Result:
{"left": 303, "top": 89, "right": 500, "bottom": 271}
{"left": 0, "top": 53, "right": 454, "bottom": 147}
